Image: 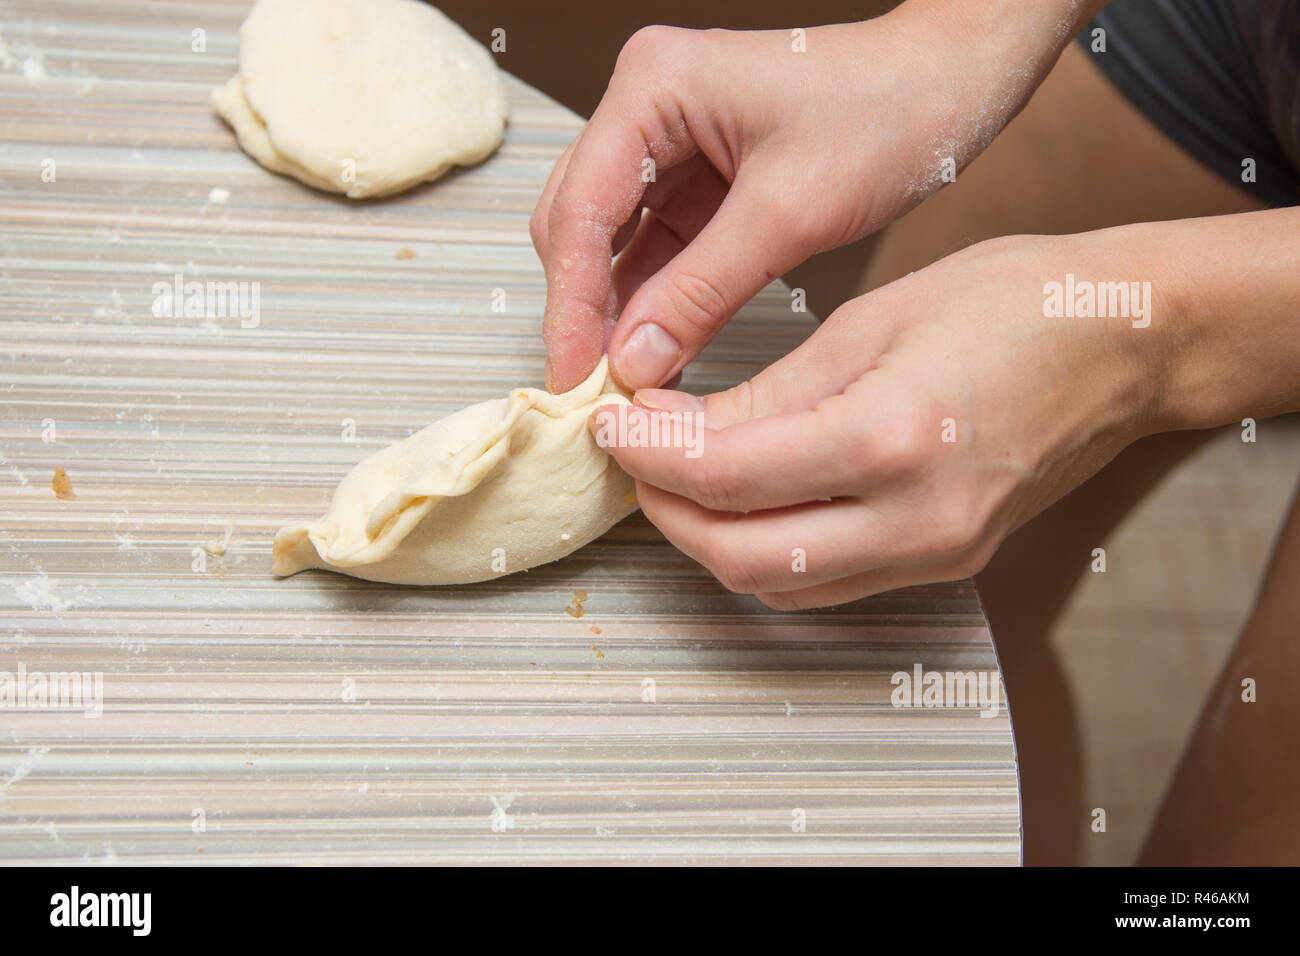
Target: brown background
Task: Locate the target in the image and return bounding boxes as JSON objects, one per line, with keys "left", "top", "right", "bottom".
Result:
{"left": 438, "top": 0, "right": 899, "bottom": 318}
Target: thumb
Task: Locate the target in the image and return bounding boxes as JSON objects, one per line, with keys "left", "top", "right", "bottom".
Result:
{"left": 608, "top": 175, "right": 812, "bottom": 390}
{"left": 634, "top": 299, "right": 870, "bottom": 429}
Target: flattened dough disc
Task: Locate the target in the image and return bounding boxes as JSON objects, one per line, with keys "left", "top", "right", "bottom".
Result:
{"left": 213, "top": 0, "right": 508, "bottom": 198}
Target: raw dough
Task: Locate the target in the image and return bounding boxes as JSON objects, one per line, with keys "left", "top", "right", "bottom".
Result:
{"left": 212, "top": 0, "right": 508, "bottom": 198}
{"left": 273, "top": 358, "right": 637, "bottom": 585}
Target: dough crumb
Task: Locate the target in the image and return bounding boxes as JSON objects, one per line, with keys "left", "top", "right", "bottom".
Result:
{"left": 395, "top": 247, "right": 416, "bottom": 260}
{"left": 52, "top": 467, "right": 76, "bottom": 500}
{"left": 591, "top": 644, "right": 605, "bottom": 659}
{"left": 565, "top": 589, "right": 588, "bottom": 618}
{"left": 204, "top": 522, "right": 235, "bottom": 555}
{"left": 588, "top": 625, "right": 601, "bottom": 635}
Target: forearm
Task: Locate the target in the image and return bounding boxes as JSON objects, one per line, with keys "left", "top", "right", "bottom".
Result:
{"left": 871, "top": 0, "right": 1112, "bottom": 185}
{"left": 934, "top": 0, "right": 1112, "bottom": 75}
{"left": 1123, "top": 208, "right": 1300, "bottom": 431}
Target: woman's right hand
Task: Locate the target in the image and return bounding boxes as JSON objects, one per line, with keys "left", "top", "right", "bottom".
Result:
{"left": 531, "top": 0, "right": 1103, "bottom": 394}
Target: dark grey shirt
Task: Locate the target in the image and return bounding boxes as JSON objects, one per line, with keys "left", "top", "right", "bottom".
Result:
{"left": 1081, "top": 0, "right": 1300, "bottom": 207}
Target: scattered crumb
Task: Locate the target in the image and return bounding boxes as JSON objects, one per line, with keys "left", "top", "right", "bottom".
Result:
{"left": 204, "top": 521, "right": 234, "bottom": 556}
{"left": 395, "top": 247, "right": 416, "bottom": 260}
{"left": 591, "top": 644, "right": 604, "bottom": 659}
{"left": 588, "top": 625, "right": 601, "bottom": 635}
{"left": 51, "top": 467, "right": 75, "bottom": 500}
{"left": 207, "top": 187, "right": 230, "bottom": 205}
{"left": 564, "top": 589, "right": 588, "bottom": 618}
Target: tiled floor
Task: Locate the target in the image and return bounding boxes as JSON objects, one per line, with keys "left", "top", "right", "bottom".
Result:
{"left": 1053, "top": 416, "right": 1300, "bottom": 865}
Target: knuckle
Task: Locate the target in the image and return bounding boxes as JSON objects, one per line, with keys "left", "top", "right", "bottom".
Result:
{"left": 868, "top": 411, "right": 932, "bottom": 476}
{"left": 894, "top": 416, "right": 935, "bottom": 473}
{"left": 925, "top": 495, "right": 988, "bottom": 560}
{"left": 617, "top": 25, "right": 679, "bottom": 69}
{"left": 751, "top": 189, "right": 819, "bottom": 252}
{"left": 707, "top": 546, "right": 763, "bottom": 595}
{"left": 932, "top": 540, "right": 994, "bottom": 583}
{"left": 664, "top": 269, "right": 732, "bottom": 334}
{"left": 757, "top": 591, "right": 813, "bottom": 612}
{"left": 714, "top": 378, "right": 759, "bottom": 423}
{"left": 822, "top": 392, "right": 879, "bottom": 471}
{"left": 927, "top": 522, "right": 979, "bottom": 563}
{"left": 775, "top": 200, "right": 821, "bottom": 252}
{"left": 822, "top": 384, "right": 925, "bottom": 478}
{"left": 901, "top": 411, "right": 944, "bottom": 469}
{"left": 972, "top": 233, "right": 1030, "bottom": 259}
{"left": 845, "top": 426, "right": 884, "bottom": 481}
{"left": 528, "top": 206, "right": 548, "bottom": 252}
{"left": 955, "top": 544, "right": 995, "bottom": 579}
{"left": 686, "top": 455, "right": 744, "bottom": 512}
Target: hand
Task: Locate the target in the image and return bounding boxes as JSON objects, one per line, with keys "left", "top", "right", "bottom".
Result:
{"left": 532, "top": 1, "right": 1096, "bottom": 393}
{"left": 590, "top": 233, "right": 1169, "bottom": 608}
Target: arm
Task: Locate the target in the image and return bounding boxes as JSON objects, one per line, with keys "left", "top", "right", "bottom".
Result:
{"left": 588, "top": 210, "right": 1300, "bottom": 608}
{"left": 1141, "top": 207, "right": 1300, "bottom": 430}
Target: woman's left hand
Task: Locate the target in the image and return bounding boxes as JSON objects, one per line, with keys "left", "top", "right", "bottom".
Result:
{"left": 592, "top": 231, "right": 1173, "bottom": 608}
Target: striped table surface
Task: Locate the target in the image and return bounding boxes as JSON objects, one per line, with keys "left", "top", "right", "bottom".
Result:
{"left": 0, "top": 0, "right": 1020, "bottom": 864}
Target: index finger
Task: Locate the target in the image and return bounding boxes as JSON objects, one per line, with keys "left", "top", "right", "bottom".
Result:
{"left": 590, "top": 392, "right": 878, "bottom": 513}
{"left": 540, "top": 110, "right": 655, "bottom": 393}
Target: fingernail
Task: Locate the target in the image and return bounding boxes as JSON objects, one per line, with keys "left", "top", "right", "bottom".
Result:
{"left": 616, "top": 322, "right": 681, "bottom": 389}
{"left": 634, "top": 388, "right": 704, "bottom": 414}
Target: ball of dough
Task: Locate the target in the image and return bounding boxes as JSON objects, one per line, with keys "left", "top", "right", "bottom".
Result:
{"left": 213, "top": 0, "right": 508, "bottom": 198}
{"left": 273, "top": 358, "right": 638, "bottom": 586}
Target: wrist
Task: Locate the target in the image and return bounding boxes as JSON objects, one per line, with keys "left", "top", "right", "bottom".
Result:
{"left": 1027, "top": 229, "right": 1175, "bottom": 445}
{"left": 1072, "top": 212, "right": 1300, "bottom": 435}
{"left": 879, "top": 0, "right": 1108, "bottom": 184}
{"left": 1144, "top": 211, "right": 1300, "bottom": 432}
